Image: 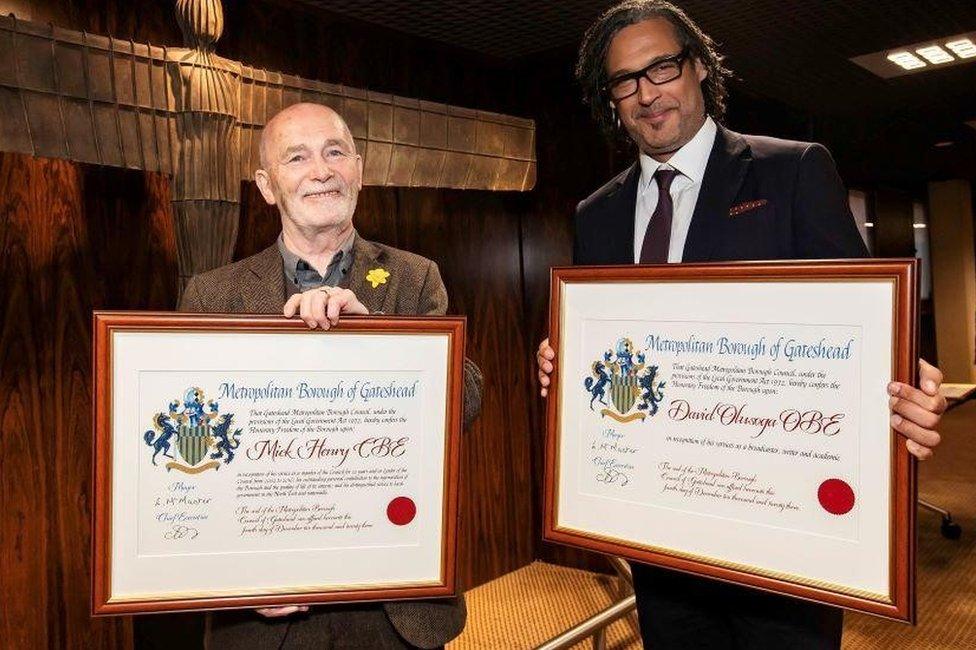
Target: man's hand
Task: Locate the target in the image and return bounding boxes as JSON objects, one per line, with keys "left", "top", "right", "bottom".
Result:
{"left": 537, "top": 338, "right": 555, "bottom": 398}
{"left": 255, "top": 605, "right": 309, "bottom": 618}
{"left": 889, "top": 359, "right": 946, "bottom": 460}
{"left": 283, "top": 286, "right": 368, "bottom": 330}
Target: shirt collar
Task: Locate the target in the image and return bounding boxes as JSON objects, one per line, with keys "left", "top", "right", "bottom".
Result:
{"left": 638, "top": 116, "right": 717, "bottom": 191}
{"left": 278, "top": 228, "right": 357, "bottom": 286}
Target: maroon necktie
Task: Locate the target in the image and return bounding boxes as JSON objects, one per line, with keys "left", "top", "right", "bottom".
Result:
{"left": 639, "top": 168, "right": 678, "bottom": 264}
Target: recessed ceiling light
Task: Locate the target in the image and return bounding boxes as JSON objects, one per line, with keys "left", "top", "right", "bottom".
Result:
{"left": 946, "top": 39, "right": 976, "bottom": 59}
{"left": 851, "top": 30, "right": 976, "bottom": 78}
{"left": 916, "top": 45, "right": 954, "bottom": 64}
{"left": 887, "top": 51, "right": 926, "bottom": 70}
{"left": 934, "top": 141, "right": 954, "bottom": 147}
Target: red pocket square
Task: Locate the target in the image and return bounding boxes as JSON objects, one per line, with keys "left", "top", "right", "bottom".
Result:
{"left": 729, "top": 199, "right": 769, "bottom": 216}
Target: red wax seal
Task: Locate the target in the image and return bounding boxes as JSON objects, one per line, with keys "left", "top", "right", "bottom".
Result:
{"left": 818, "top": 479, "right": 855, "bottom": 515}
{"left": 387, "top": 497, "right": 416, "bottom": 526}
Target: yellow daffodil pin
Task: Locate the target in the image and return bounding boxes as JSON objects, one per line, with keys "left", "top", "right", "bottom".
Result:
{"left": 366, "top": 267, "right": 390, "bottom": 288}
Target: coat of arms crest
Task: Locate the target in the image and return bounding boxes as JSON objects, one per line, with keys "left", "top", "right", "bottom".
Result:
{"left": 143, "top": 387, "right": 243, "bottom": 474}
{"left": 583, "top": 338, "right": 666, "bottom": 423}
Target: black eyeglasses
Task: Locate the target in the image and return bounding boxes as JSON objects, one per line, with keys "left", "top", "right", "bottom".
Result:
{"left": 604, "top": 48, "right": 690, "bottom": 101}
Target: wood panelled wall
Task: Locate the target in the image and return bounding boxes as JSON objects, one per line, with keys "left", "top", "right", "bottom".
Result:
{"left": 0, "top": 1, "right": 619, "bottom": 649}
{"left": 0, "top": 156, "right": 175, "bottom": 648}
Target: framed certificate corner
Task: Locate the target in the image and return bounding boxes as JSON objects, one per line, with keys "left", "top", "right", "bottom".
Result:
{"left": 92, "top": 312, "right": 465, "bottom": 615}
{"left": 543, "top": 259, "right": 918, "bottom": 623}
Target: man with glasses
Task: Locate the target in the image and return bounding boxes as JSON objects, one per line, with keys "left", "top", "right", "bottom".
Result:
{"left": 536, "top": 1, "right": 946, "bottom": 648}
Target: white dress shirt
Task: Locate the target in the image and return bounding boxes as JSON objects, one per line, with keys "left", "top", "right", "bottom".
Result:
{"left": 634, "top": 116, "right": 718, "bottom": 263}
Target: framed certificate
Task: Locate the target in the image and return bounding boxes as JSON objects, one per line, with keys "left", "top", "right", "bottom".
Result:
{"left": 92, "top": 313, "right": 465, "bottom": 615}
{"left": 544, "top": 260, "right": 917, "bottom": 622}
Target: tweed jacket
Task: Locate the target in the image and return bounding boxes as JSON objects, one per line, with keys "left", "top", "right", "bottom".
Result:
{"left": 183, "top": 236, "right": 449, "bottom": 318}
{"left": 179, "top": 236, "right": 481, "bottom": 649}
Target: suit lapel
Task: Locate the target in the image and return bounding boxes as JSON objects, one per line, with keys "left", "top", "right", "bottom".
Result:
{"left": 603, "top": 163, "right": 641, "bottom": 264}
{"left": 682, "top": 126, "right": 751, "bottom": 262}
{"left": 340, "top": 235, "right": 391, "bottom": 313}
{"left": 242, "top": 244, "right": 287, "bottom": 313}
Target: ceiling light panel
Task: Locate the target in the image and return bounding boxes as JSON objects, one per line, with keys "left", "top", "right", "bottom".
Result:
{"left": 851, "top": 31, "right": 976, "bottom": 78}
{"left": 887, "top": 51, "right": 926, "bottom": 70}
{"left": 946, "top": 39, "right": 976, "bottom": 59}
{"left": 915, "top": 45, "right": 954, "bottom": 64}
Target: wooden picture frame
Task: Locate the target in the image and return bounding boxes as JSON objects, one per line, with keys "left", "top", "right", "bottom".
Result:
{"left": 92, "top": 313, "right": 465, "bottom": 615}
{"left": 544, "top": 260, "right": 917, "bottom": 622}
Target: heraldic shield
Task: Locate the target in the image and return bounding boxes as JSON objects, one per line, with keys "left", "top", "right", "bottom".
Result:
{"left": 583, "top": 338, "right": 667, "bottom": 424}
{"left": 611, "top": 374, "right": 639, "bottom": 414}
{"left": 177, "top": 423, "right": 211, "bottom": 467}
{"left": 143, "top": 386, "right": 243, "bottom": 475}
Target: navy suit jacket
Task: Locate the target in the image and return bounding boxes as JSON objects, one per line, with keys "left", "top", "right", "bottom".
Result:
{"left": 574, "top": 125, "right": 868, "bottom": 265}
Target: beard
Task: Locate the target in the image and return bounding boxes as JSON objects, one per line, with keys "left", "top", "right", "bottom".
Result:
{"left": 282, "top": 180, "right": 360, "bottom": 229}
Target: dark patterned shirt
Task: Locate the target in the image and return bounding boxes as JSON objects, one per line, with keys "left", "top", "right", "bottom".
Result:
{"left": 278, "top": 230, "right": 356, "bottom": 297}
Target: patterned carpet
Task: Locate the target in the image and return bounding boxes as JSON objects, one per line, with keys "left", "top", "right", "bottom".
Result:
{"left": 451, "top": 400, "right": 976, "bottom": 649}
{"left": 450, "top": 561, "right": 641, "bottom": 649}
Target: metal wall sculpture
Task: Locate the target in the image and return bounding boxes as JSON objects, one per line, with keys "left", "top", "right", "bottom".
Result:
{"left": 0, "top": 0, "right": 537, "bottom": 282}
